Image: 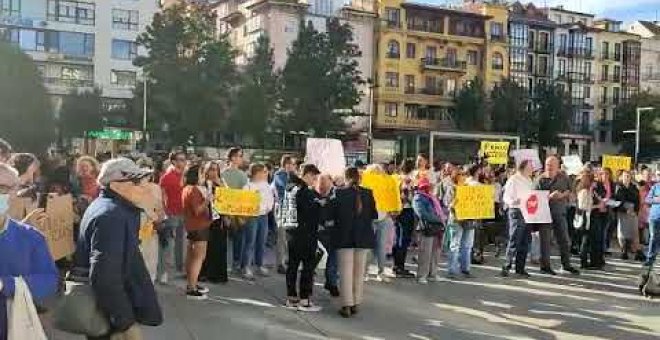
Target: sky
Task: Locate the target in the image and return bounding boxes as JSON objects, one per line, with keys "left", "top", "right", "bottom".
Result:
{"left": 423, "top": 0, "right": 660, "bottom": 25}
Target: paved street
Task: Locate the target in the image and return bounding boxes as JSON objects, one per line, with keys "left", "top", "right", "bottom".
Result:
{"left": 45, "top": 250, "right": 660, "bottom": 340}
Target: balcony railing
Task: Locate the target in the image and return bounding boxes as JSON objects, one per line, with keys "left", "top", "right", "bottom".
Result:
{"left": 490, "top": 35, "right": 507, "bottom": 43}
{"left": 597, "top": 119, "right": 613, "bottom": 130}
{"left": 43, "top": 77, "right": 94, "bottom": 88}
{"left": 568, "top": 122, "right": 592, "bottom": 135}
{"left": 534, "top": 43, "right": 553, "bottom": 54}
{"left": 642, "top": 73, "right": 660, "bottom": 81}
{"left": 557, "top": 47, "right": 594, "bottom": 59}
{"left": 421, "top": 58, "right": 467, "bottom": 72}
{"left": 385, "top": 20, "right": 401, "bottom": 29}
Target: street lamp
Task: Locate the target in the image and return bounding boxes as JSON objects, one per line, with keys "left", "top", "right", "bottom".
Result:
{"left": 635, "top": 107, "right": 655, "bottom": 166}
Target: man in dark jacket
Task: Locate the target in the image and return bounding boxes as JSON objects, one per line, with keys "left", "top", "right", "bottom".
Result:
{"left": 75, "top": 158, "right": 162, "bottom": 339}
{"left": 272, "top": 155, "right": 296, "bottom": 274}
{"left": 285, "top": 164, "right": 321, "bottom": 312}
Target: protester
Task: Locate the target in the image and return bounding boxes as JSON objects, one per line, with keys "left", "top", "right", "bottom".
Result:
{"left": 501, "top": 160, "right": 534, "bottom": 277}
{"left": 200, "top": 161, "right": 228, "bottom": 283}
{"left": 392, "top": 159, "right": 416, "bottom": 278}
{"left": 535, "top": 156, "right": 580, "bottom": 275}
{"left": 586, "top": 170, "right": 607, "bottom": 270}
{"left": 448, "top": 164, "right": 480, "bottom": 278}
{"left": 74, "top": 158, "right": 162, "bottom": 339}
{"left": 316, "top": 174, "right": 339, "bottom": 297}
{"left": 242, "top": 163, "right": 276, "bottom": 279}
{"left": 413, "top": 153, "right": 436, "bottom": 185}
{"left": 284, "top": 164, "right": 321, "bottom": 312}
{"left": 644, "top": 180, "right": 660, "bottom": 267}
{"left": 575, "top": 170, "right": 595, "bottom": 269}
{"left": 158, "top": 151, "right": 187, "bottom": 283}
{"left": 9, "top": 153, "right": 40, "bottom": 200}
{"left": 0, "top": 163, "right": 58, "bottom": 340}
{"left": 614, "top": 170, "right": 640, "bottom": 260}
{"left": 366, "top": 164, "right": 394, "bottom": 282}
{"left": 273, "top": 155, "right": 296, "bottom": 274}
{"left": 598, "top": 168, "right": 616, "bottom": 254}
{"left": 332, "top": 167, "right": 377, "bottom": 317}
{"left": 182, "top": 165, "right": 212, "bottom": 299}
{"left": 222, "top": 147, "right": 249, "bottom": 274}
{"left": 638, "top": 168, "right": 653, "bottom": 261}
{"left": 413, "top": 177, "right": 446, "bottom": 284}
{"left": 72, "top": 155, "right": 101, "bottom": 202}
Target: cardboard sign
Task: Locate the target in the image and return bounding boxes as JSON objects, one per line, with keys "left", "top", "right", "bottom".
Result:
{"left": 454, "top": 185, "right": 495, "bottom": 220}
{"left": 520, "top": 190, "right": 552, "bottom": 224}
{"left": 561, "top": 155, "right": 583, "bottom": 176}
{"left": 480, "top": 141, "right": 510, "bottom": 165}
{"left": 213, "top": 187, "right": 261, "bottom": 217}
{"left": 511, "top": 149, "right": 542, "bottom": 171}
{"left": 361, "top": 171, "right": 402, "bottom": 212}
{"left": 8, "top": 196, "right": 36, "bottom": 221}
{"left": 305, "top": 138, "right": 346, "bottom": 177}
{"left": 602, "top": 155, "right": 632, "bottom": 173}
{"left": 42, "top": 194, "right": 75, "bottom": 260}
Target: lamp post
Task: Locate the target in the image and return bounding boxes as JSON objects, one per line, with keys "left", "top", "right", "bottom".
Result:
{"left": 635, "top": 107, "right": 654, "bottom": 166}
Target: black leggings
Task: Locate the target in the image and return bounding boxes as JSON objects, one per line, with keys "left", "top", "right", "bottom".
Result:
{"left": 580, "top": 214, "right": 605, "bottom": 268}
{"left": 393, "top": 208, "right": 415, "bottom": 270}
{"left": 286, "top": 239, "right": 316, "bottom": 300}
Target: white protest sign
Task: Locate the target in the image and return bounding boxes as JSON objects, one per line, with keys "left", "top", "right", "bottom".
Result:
{"left": 511, "top": 149, "right": 542, "bottom": 171}
{"left": 561, "top": 155, "right": 583, "bottom": 176}
{"left": 520, "top": 190, "right": 552, "bottom": 224}
{"left": 305, "top": 138, "right": 346, "bottom": 177}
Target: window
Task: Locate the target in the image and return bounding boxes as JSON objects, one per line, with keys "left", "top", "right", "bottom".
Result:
{"left": 425, "top": 46, "right": 437, "bottom": 60}
{"left": 599, "top": 108, "right": 607, "bottom": 121}
{"left": 585, "top": 37, "right": 593, "bottom": 55}
{"left": 613, "top": 65, "right": 621, "bottom": 81}
{"left": 384, "top": 102, "right": 398, "bottom": 117}
{"left": 385, "top": 8, "right": 400, "bottom": 28}
{"left": 424, "top": 76, "right": 437, "bottom": 93}
{"left": 527, "top": 54, "right": 534, "bottom": 73}
{"left": 601, "top": 41, "right": 609, "bottom": 59}
{"left": 601, "top": 64, "right": 609, "bottom": 81}
{"left": 492, "top": 52, "right": 503, "bottom": 70}
{"left": 613, "top": 87, "right": 620, "bottom": 104}
{"left": 614, "top": 43, "right": 621, "bottom": 61}
{"left": 0, "top": 0, "right": 20, "bottom": 16}
{"left": 59, "top": 31, "right": 94, "bottom": 57}
{"left": 112, "top": 9, "right": 139, "bottom": 31}
{"left": 599, "top": 130, "right": 607, "bottom": 143}
{"left": 539, "top": 32, "right": 549, "bottom": 51}
{"left": 584, "top": 86, "right": 590, "bottom": 99}
{"left": 386, "top": 40, "right": 399, "bottom": 58}
{"left": 385, "top": 72, "right": 399, "bottom": 88}
{"left": 585, "top": 62, "right": 592, "bottom": 80}
{"left": 404, "top": 75, "right": 415, "bottom": 94}
{"left": 554, "top": 14, "right": 562, "bottom": 24}
{"left": 406, "top": 43, "right": 416, "bottom": 59}
{"left": 111, "top": 70, "right": 136, "bottom": 87}
{"left": 446, "top": 78, "right": 456, "bottom": 95}
{"left": 111, "top": 39, "right": 137, "bottom": 60}
{"left": 490, "top": 22, "right": 503, "bottom": 40}
{"left": 538, "top": 56, "right": 548, "bottom": 75}
{"left": 467, "top": 50, "right": 478, "bottom": 66}
{"left": 528, "top": 30, "right": 535, "bottom": 49}
{"left": 600, "top": 86, "right": 607, "bottom": 103}
{"left": 558, "top": 59, "right": 566, "bottom": 76}
{"left": 47, "top": 0, "right": 95, "bottom": 25}
{"left": 559, "top": 34, "right": 567, "bottom": 52}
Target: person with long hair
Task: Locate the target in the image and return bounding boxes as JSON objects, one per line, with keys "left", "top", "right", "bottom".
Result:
{"left": 614, "top": 170, "right": 640, "bottom": 260}
{"left": 392, "top": 158, "right": 416, "bottom": 278}
{"left": 413, "top": 176, "right": 446, "bottom": 284}
{"left": 200, "top": 161, "right": 229, "bottom": 283}
{"left": 182, "top": 165, "right": 212, "bottom": 300}
{"left": 332, "top": 167, "right": 377, "bottom": 317}
{"left": 447, "top": 164, "right": 481, "bottom": 279}
{"left": 598, "top": 168, "right": 615, "bottom": 255}
{"left": 73, "top": 155, "right": 100, "bottom": 201}
{"left": 575, "top": 170, "right": 598, "bottom": 269}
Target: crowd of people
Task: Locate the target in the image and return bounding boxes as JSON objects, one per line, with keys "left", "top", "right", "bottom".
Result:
{"left": 1, "top": 136, "right": 659, "bottom": 339}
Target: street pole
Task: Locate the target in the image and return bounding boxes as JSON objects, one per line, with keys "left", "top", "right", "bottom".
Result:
{"left": 635, "top": 107, "right": 654, "bottom": 166}
{"left": 367, "top": 85, "right": 374, "bottom": 164}
{"left": 143, "top": 79, "right": 147, "bottom": 135}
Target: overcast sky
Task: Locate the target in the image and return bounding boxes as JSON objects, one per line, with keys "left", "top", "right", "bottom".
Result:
{"left": 422, "top": 0, "right": 660, "bottom": 25}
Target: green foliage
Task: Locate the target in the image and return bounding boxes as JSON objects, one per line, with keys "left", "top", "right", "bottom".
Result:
{"left": 59, "top": 88, "right": 103, "bottom": 138}
{"left": 453, "top": 77, "right": 486, "bottom": 131}
{"left": 490, "top": 78, "right": 529, "bottom": 134}
{"left": 613, "top": 92, "right": 660, "bottom": 154}
{"left": 532, "top": 82, "right": 572, "bottom": 149}
{"left": 280, "top": 18, "right": 365, "bottom": 136}
{"left": 0, "top": 42, "right": 54, "bottom": 153}
{"left": 232, "top": 35, "right": 279, "bottom": 144}
{"left": 135, "top": 3, "right": 236, "bottom": 145}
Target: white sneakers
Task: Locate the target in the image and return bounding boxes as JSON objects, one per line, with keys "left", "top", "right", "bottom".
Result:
{"left": 418, "top": 277, "right": 428, "bottom": 284}
{"left": 258, "top": 267, "right": 270, "bottom": 276}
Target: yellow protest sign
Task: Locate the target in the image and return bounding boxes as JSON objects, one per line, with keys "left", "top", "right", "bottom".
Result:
{"left": 214, "top": 187, "right": 261, "bottom": 217}
{"left": 454, "top": 185, "right": 495, "bottom": 220}
{"left": 480, "top": 141, "right": 510, "bottom": 165}
{"left": 361, "top": 171, "right": 402, "bottom": 213}
{"left": 602, "top": 155, "right": 631, "bottom": 173}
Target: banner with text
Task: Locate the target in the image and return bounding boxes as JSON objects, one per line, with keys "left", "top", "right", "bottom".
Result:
{"left": 454, "top": 185, "right": 495, "bottom": 220}
{"left": 361, "top": 171, "right": 402, "bottom": 213}
{"left": 602, "top": 155, "right": 632, "bottom": 173}
{"left": 480, "top": 141, "right": 510, "bottom": 165}
{"left": 561, "top": 155, "right": 584, "bottom": 176}
{"left": 214, "top": 187, "right": 261, "bottom": 217}
{"left": 511, "top": 149, "right": 543, "bottom": 171}
{"left": 520, "top": 190, "right": 552, "bottom": 224}
{"left": 42, "top": 194, "right": 75, "bottom": 260}
{"left": 305, "top": 138, "right": 346, "bottom": 177}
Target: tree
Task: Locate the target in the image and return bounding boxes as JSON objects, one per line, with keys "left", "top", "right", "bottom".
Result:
{"left": 532, "top": 83, "right": 572, "bottom": 149}
{"left": 280, "top": 18, "right": 365, "bottom": 136}
{"left": 453, "top": 77, "right": 487, "bottom": 131}
{"left": 490, "top": 78, "right": 529, "bottom": 135}
{"left": 135, "top": 3, "right": 236, "bottom": 145}
{"left": 0, "top": 42, "right": 55, "bottom": 153}
{"left": 59, "top": 88, "right": 103, "bottom": 139}
{"left": 613, "top": 92, "right": 660, "bottom": 155}
{"left": 231, "top": 35, "right": 279, "bottom": 145}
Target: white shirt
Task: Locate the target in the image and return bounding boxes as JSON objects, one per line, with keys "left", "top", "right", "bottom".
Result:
{"left": 245, "top": 181, "right": 276, "bottom": 215}
{"left": 503, "top": 172, "right": 533, "bottom": 209}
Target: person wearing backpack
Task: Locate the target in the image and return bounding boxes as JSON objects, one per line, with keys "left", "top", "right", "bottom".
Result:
{"left": 282, "top": 164, "right": 322, "bottom": 312}
{"left": 412, "top": 177, "right": 446, "bottom": 284}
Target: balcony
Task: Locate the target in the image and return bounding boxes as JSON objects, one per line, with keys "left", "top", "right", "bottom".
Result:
{"left": 642, "top": 73, "right": 660, "bottom": 81}
{"left": 385, "top": 20, "right": 401, "bottom": 29}
{"left": 43, "top": 77, "right": 94, "bottom": 88}
{"left": 568, "top": 122, "right": 593, "bottom": 135}
{"left": 557, "top": 47, "right": 594, "bottom": 59}
{"left": 490, "top": 35, "right": 507, "bottom": 43}
{"left": 534, "top": 43, "right": 553, "bottom": 54}
{"left": 572, "top": 99, "right": 594, "bottom": 109}
{"left": 597, "top": 119, "right": 613, "bottom": 130}
{"left": 421, "top": 58, "right": 467, "bottom": 72}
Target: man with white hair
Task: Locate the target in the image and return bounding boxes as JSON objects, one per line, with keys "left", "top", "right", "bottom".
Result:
{"left": 0, "top": 163, "right": 58, "bottom": 340}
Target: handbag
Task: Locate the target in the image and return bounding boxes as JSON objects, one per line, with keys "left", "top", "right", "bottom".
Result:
{"left": 418, "top": 219, "right": 444, "bottom": 237}
{"left": 53, "top": 274, "right": 110, "bottom": 336}
{"left": 7, "top": 277, "right": 47, "bottom": 340}
{"left": 573, "top": 210, "right": 586, "bottom": 230}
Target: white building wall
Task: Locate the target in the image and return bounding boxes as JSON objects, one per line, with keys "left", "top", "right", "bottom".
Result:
{"left": 639, "top": 37, "right": 660, "bottom": 94}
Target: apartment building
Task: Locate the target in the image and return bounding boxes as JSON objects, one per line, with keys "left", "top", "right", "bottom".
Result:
{"left": 372, "top": 0, "right": 508, "bottom": 156}
{"left": 0, "top": 0, "right": 158, "bottom": 118}
{"left": 212, "top": 0, "right": 376, "bottom": 135}
{"left": 628, "top": 20, "right": 660, "bottom": 94}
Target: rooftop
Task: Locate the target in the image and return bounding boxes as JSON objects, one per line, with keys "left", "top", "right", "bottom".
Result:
{"left": 638, "top": 20, "right": 660, "bottom": 36}
{"left": 403, "top": 2, "right": 492, "bottom": 20}
{"left": 544, "top": 5, "right": 595, "bottom": 18}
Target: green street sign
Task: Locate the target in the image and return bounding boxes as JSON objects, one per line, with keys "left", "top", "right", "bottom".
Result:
{"left": 86, "top": 129, "right": 133, "bottom": 140}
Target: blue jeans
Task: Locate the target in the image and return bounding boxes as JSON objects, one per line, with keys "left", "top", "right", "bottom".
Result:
{"left": 230, "top": 229, "right": 243, "bottom": 271}
{"left": 645, "top": 219, "right": 660, "bottom": 266}
{"left": 241, "top": 216, "right": 266, "bottom": 269}
{"left": 326, "top": 249, "right": 339, "bottom": 286}
{"left": 157, "top": 215, "right": 183, "bottom": 278}
{"left": 448, "top": 223, "right": 476, "bottom": 275}
{"left": 504, "top": 209, "right": 531, "bottom": 272}
{"left": 253, "top": 215, "right": 269, "bottom": 267}
{"left": 372, "top": 218, "right": 393, "bottom": 273}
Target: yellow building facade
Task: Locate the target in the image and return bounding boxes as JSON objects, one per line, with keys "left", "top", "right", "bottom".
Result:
{"left": 373, "top": 0, "right": 509, "bottom": 136}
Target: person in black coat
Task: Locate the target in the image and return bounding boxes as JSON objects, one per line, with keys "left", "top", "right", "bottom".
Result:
{"left": 331, "top": 167, "right": 378, "bottom": 318}
{"left": 614, "top": 170, "right": 641, "bottom": 260}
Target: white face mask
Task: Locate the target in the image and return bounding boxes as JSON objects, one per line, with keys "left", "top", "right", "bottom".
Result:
{"left": 0, "top": 194, "right": 9, "bottom": 216}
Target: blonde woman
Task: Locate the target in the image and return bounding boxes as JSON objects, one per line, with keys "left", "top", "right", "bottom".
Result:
{"left": 73, "top": 155, "right": 100, "bottom": 201}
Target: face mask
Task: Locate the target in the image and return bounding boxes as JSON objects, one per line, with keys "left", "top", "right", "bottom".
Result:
{"left": 0, "top": 194, "right": 9, "bottom": 216}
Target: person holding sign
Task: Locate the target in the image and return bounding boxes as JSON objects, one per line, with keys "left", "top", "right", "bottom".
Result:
{"left": 0, "top": 163, "right": 58, "bottom": 340}
{"left": 447, "top": 165, "right": 482, "bottom": 279}
{"left": 535, "top": 156, "right": 580, "bottom": 276}
{"left": 501, "top": 160, "right": 535, "bottom": 278}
